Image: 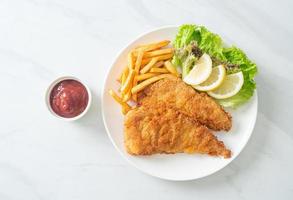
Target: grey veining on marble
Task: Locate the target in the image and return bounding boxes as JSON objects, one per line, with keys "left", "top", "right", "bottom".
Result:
{"left": 0, "top": 0, "right": 292, "bottom": 199}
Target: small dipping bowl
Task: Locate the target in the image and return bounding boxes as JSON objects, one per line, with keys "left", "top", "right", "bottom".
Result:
{"left": 45, "top": 76, "right": 92, "bottom": 121}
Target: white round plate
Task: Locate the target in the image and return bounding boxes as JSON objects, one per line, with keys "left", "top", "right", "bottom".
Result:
{"left": 102, "top": 26, "right": 258, "bottom": 181}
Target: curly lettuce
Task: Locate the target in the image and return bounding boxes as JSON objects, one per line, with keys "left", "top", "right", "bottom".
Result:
{"left": 174, "top": 24, "right": 226, "bottom": 61}
{"left": 218, "top": 47, "right": 257, "bottom": 108}
{"left": 173, "top": 24, "right": 258, "bottom": 108}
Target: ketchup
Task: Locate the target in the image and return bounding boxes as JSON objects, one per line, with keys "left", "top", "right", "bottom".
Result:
{"left": 50, "top": 79, "right": 88, "bottom": 118}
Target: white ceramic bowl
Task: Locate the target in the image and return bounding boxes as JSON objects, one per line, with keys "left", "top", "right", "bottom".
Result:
{"left": 102, "top": 26, "right": 258, "bottom": 181}
{"left": 45, "top": 76, "right": 92, "bottom": 121}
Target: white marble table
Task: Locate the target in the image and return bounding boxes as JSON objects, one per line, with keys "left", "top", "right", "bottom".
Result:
{"left": 0, "top": 0, "right": 292, "bottom": 199}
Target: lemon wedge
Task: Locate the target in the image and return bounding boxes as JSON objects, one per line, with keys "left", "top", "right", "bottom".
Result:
{"left": 207, "top": 71, "right": 244, "bottom": 99}
{"left": 193, "top": 65, "right": 226, "bottom": 91}
{"left": 183, "top": 53, "right": 212, "bottom": 85}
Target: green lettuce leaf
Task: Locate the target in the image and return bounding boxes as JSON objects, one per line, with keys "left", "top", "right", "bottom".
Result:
{"left": 217, "top": 47, "right": 257, "bottom": 108}
{"left": 174, "top": 24, "right": 200, "bottom": 49}
{"left": 173, "top": 42, "right": 197, "bottom": 78}
{"left": 173, "top": 24, "right": 226, "bottom": 61}
{"left": 196, "top": 26, "right": 226, "bottom": 61}
{"left": 182, "top": 53, "right": 197, "bottom": 78}
{"left": 173, "top": 24, "right": 258, "bottom": 108}
{"left": 223, "top": 47, "right": 257, "bottom": 79}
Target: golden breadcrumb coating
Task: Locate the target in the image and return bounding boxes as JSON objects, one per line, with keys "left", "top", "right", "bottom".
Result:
{"left": 138, "top": 75, "right": 232, "bottom": 131}
{"left": 124, "top": 105, "right": 231, "bottom": 158}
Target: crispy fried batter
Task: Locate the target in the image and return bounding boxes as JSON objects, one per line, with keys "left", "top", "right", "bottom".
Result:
{"left": 124, "top": 105, "right": 231, "bottom": 158}
{"left": 138, "top": 75, "right": 232, "bottom": 131}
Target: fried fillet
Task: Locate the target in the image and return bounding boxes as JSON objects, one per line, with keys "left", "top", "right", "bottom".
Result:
{"left": 124, "top": 105, "right": 231, "bottom": 158}
{"left": 138, "top": 75, "right": 232, "bottom": 131}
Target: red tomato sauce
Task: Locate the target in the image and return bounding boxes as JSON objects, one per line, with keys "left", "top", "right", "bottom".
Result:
{"left": 50, "top": 79, "right": 88, "bottom": 118}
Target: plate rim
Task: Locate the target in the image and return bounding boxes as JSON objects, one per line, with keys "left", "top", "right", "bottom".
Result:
{"left": 101, "top": 26, "right": 258, "bottom": 181}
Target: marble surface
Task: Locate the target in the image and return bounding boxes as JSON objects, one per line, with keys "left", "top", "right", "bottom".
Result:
{"left": 0, "top": 0, "right": 292, "bottom": 199}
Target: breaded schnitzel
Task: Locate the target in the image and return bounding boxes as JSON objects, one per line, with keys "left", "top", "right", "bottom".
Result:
{"left": 124, "top": 105, "right": 231, "bottom": 158}
{"left": 138, "top": 75, "right": 232, "bottom": 131}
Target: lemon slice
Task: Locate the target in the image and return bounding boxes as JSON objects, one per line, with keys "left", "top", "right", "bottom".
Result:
{"left": 207, "top": 71, "right": 244, "bottom": 99}
{"left": 183, "top": 53, "right": 212, "bottom": 85}
{"left": 193, "top": 65, "right": 226, "bottom": 91}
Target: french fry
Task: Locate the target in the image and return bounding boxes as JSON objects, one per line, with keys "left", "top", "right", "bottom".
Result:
{"left": 121, "top": 74, "right": 125, "bottom": 83}
{"left": 131, "top": 74, "right": 172, "bottom": 94}
{"left": 164, "top": 61, "right": 180, "bottom": 77}
{"left": 121, "top": 72, "right": 127, "bottom": 85}
{"left": 153, "top": 61, "right": 164, "bottom": 68}
{"left": 121, "top": 69, "right": 135, "bottom": 94}
{"left": 133, "top": 48, "right": 174, "bottom": 59}
{"left": 149, "top": 68, "right": 169, "bottom": 73}
{"left": 132, "top": 49, "right": 143, "bottom": 101}
{"left": 122, "top": 105, "right": 130, "bottom": 115}
{"left": 109, "top": 89, "right": 131, "bottom": 114}
{"left": 134, "top": 49, "right": 144, "bottom": 73}
{"left": 136, "top": 73, "right": 157, "bottom": 82}
{"left": 141, "top": 53, "right": 173, "bottom": 66}
{"left": 132, "top": 76, "right": 138, "bottom": 101}
{"left": 109, "top": 89, "right": 123, "bottom": 104}
{"left": 127, "top": 52, "right": 134, "bottom": 69}
{"left": 140, "top": 57, "right": 158, "bottom": 74}
{"left": 122, "top": 76, "right": 133, "bottom": 102}
{"left": 120, "top": 66, "right": 129, "bottom": 85}
{"left": 135, "top": 40, "right": 170, "bottom": 52}
{"left": 122, "top": 89, "right": 132, "bottom": 102}
{"left": 118, "top": 73, "right": 123, "bottom": 83}
{"left": 140, "top": 60, "right": 163, "bottom": 72}
{"left": 143, "top": 48, "right": 174, "bottom": 58}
